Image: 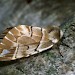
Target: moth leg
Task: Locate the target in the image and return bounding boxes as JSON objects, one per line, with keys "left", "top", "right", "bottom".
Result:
{"left": 53, "top": 42, "right": 63, "bottom": 57}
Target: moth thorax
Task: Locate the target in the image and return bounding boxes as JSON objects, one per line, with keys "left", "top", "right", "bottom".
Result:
{"left": 48, "top": 30, "right": 60, "bottom": 43}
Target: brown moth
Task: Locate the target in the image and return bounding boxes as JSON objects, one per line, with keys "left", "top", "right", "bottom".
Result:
{"left": 0, "top": 25, "right": 63, "bottom": 61}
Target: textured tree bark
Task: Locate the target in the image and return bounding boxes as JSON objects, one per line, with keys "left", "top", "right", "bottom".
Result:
{"left": 0, "top": 0, "right": 75, "bottom": 75}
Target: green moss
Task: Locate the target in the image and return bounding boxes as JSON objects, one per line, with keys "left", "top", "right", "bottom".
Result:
{"left": 46, "top": 66, "right": 58, "bottom": 75}
{"left": 42, "top": 51, "right": 56, "bottom": 59}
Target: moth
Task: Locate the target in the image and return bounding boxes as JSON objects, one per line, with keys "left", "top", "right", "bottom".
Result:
{"left": 0, "top": 25, "right": 63, "bottom": 61}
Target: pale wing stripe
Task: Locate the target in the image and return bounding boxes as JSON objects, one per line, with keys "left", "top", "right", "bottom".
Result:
{"left": 20, "top": 25, "right": 31, "bottom": 36}
{"left": 20, "top": 25, "right": 27, "bottom": 33}
{"left": 12, "top": 26, "right": 31, "bottom": 58}
{"left": 12, "top": 43, "right": 23, "bottom": 59}
{"left": 0, "top": 42, "right": 5, "bottom": 45}
{"left": 28, "top": 26, "right": 32, "bottom": 37}
{"left": 12, "top": 45, "right": 18, "bottom": 59}
{"left": 5, "top": 36, "right": 14, "bottom": 43}
{"left": 37, "top": 28, "right": 49, "bottom": 51}
{"left": 10, "top": 27, "right": 20, "bottom": 59}
{"left": 0, "top": 42, "right": 5, "bottom": 49}
{"left": 4, "top": 36, "right": 17, "bottom": 47}
{"left": 37, "top": 44, "right": 53, "bottom": 52}
{"left": 8, "top": 28, "right": 20, "bottom": 39}
{"left": 8, "top": 31, "right": 14, "bottom": 35}
{"left": 14, "top": 27, "right": 20, "bottom": 32}
{"left": 34, "top": 28, "right": 43, "bottom": 51}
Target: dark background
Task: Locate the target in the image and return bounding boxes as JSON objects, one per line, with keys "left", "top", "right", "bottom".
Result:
{"left": 0, "top": 0, "right": 75, "bottom": 32}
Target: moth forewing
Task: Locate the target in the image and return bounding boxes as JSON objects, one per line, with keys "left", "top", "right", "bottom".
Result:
{"left": 0, "top": 25, "right": 63, "bottom": 61}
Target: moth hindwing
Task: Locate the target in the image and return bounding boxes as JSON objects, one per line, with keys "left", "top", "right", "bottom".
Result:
{"left": 0, "top": 25, "right": 63, "bottom": 61}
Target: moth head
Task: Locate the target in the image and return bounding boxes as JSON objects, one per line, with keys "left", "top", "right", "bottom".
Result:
{"left": 46, "top": 26, "right": 63, "bottom": 43}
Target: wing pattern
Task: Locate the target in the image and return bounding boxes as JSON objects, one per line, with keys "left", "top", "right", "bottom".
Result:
{"left": 0, "top": 25, "right": 63, "bottom": 61}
